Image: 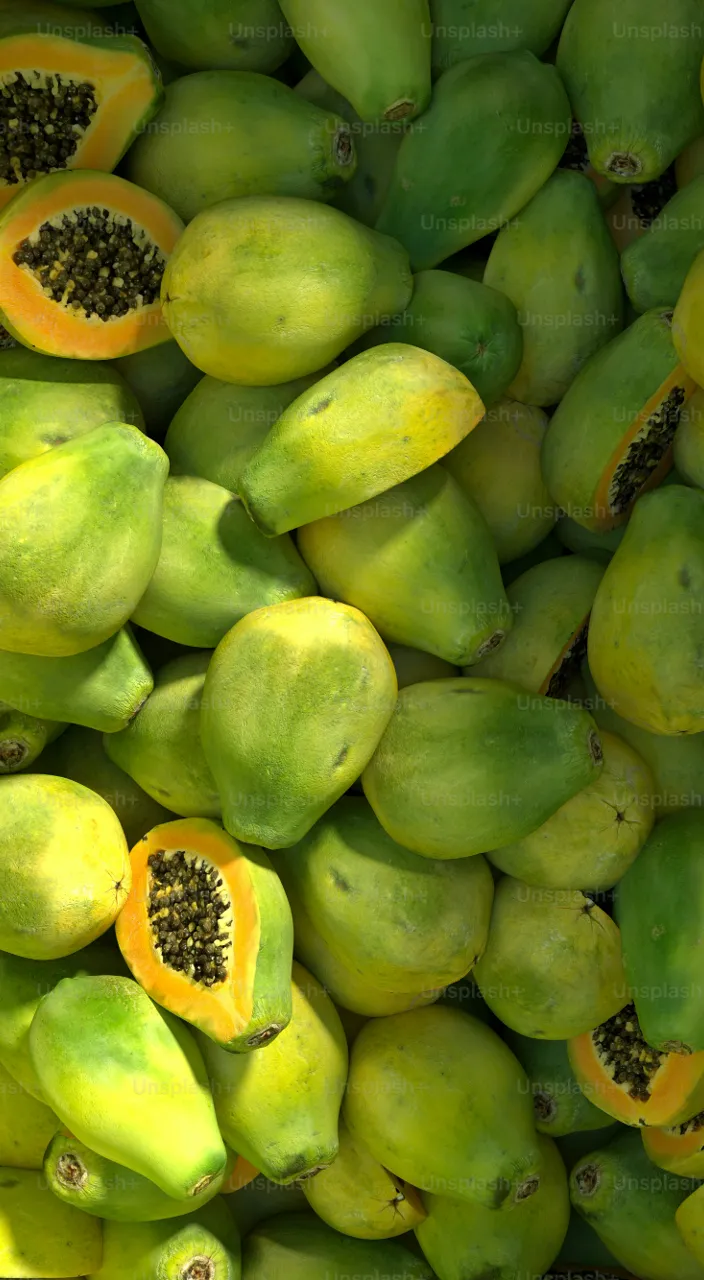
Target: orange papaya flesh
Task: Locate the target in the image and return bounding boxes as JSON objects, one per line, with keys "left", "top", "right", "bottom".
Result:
{"left": 221, "top": 1155, "right": 260, "bottom": 1194}
{"left": 115, "top": 817, "right": 294, "bottom": 1052}
{"left": 0, "top": 169, "right": 183, "bottom": 358}
{"left": 569, "top": 1003, "right": 704, "bottom": 1129}
{"left": 642, "top": 1111, "right": 704, "bottom": 1177}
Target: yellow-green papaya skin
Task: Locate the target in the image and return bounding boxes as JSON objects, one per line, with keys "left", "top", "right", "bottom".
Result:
{"left": 242, "top": 1211, "right": 433, "bottom": 1280}
{"left": 134, "top": 0, "right": 293, "bottom": 72}
{"left": 0, "top": 346, "right": 144, "bottom": 479}
{"left": 0, "top": 703, "right": 64, "bottom": 773}
{"left": 444, "top": 399, "right": 557, "bottom": 563}
{"left": 161, "top": 196, "right": 413, "bottom": 385}
{"left": 104, "top": 651, "right": 220, "bottom": 819}
{"left": 344, "top": 1004, "right": 543, "bottom": 1208}
{"left": 226, "top": 1175, "right": 307, "bottom": 1237}
{"left": 0, "top": 422, "right": 168, "bottom": 657}
{"left": 0, "top": 1060, "right": 59, "bottom": 1169}
{"left": 131, "top": 475, "right": 316, "bottom": 647}
{"left": 556, "top": 517, "right": 626, "bottom": 564}
{"left": 673, "top": 247, "right": 704, "bottom": 387}
{"left": 387, "top": 643, "right": 458, "bottom": 688}
{"left": 0, "top": 1165, "right": 103, "bottom": 1277}
{"left": 362, "top": 678, "right": 603, "bottom": 860}
{"left": 302, "top": 1123, "right": 426, "bottom": 1240}
{"left": 201, "top": 597, "right": 397, "bottom": 849}
{"left": 588, "top": 484, "right": 704, "bottom": 734}
{"left": 112, "top": 340, "right": 202, "bottom": 443}
{"left": 239, "top": 345, "right": 484, "bottom": 536}
{"left": 484, "top": 170, "right": 624, "bottom": 407}
{"left": 557, "top": 0, "right": 704, "bottom": 184}
{"left": 622, "top": 177, "right": 704, "bottom": 313}
{"left": 676, "top": 1183, "right": 704, "bottom": 1267}
{"left": 30, "top": 974, "right": 227, "bottom": 1200}
{"left": 502, "top": 1034, "right": 617, "bottom": 1139}
{"left": 677, "top": 136, "right": 704, "bottom": 188}
{"left": 675, "top": 385, "right": 704, "bottom": 487}
{"left": 271, "top": 796, "right": 494, "bottom": 995}
{"left": 297, "top": 465, "right": 511, "bottom": 666}
{"left": 0, "top": 774, "right": 130, "bottom": 961}
{"left": 430, "top": 0, "right": 573, "bottom": 74}
{"left": 375, "top": 51, "right": 571, "bottom": 270}
{"left": 91, "top": 1198, "right": 241, "bottom": 1280}
{"left": 200, "top": 962, "right": 348, "bottom": 1184}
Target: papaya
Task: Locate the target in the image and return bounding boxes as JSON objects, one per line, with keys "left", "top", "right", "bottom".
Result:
{"left": 116, "top": 817, "right": 293, "bottom": 1052}
{"left": 415, "top": 1133, "right": 569, "bottom": 1280}
{"left": 0, "top": 422, "right": 168, "bottom": 658}
{"left": 678, "top": 136, "right": 704, "bottom": 188}
{"left": 542, "top": 310, "right": 696, "bottom": 532}
{"left": 226, "top": 1174, "right": 307, "bottom": 1236}
{"left": 131, "top": 476, "right": 315, "bottom": 648}
{"left": 362, "top": 677, "right": 603, "bottom": 860}
{"left": 557, "top": 0, "right": 704, "bottom": 184}
{"left": 643, "top": 1115, "right": 704, "bottom": 1178}
{"left": 353, "top": 269, "right": 523, "bottom": 408}
{"left": 502, "top": 1033, "right": 617, "bottom": 1138}
{"left": 621, "top": 177, "right": 704, "bottom": 312}
{"left": 111, "top": 340, "right": 202, "bottom": 442}
{"left": 569, "top": 1129, "right": 704, "bottom": 1280}
{"left": 297, "top": 466, "right": 511, "bottom": 666}
{"left": 239, "top": 346, "right": 484, "bottom": 536}
{"left": 475, "top": 879, "right": 627, "bottom": 1039}
{"left": 606, "top": 169, "right": 680, "bottom": 254}
{"left": 0, "top": 170, "right": 183, "bottom": 359}
{"left": 0, "top": 0, "right": 162, "bottom": 209}
{"left": 134, "top": 0, "right": 293, "bottom": 73}
{"left": 437, "top": 972, "right": 500, "bottom": 1029}
{"left": 501, "top": 527, "right": 566, "bottom": 586}
{"left": 220, "top": 1157, "right": 259, "bottom": 1195}
{"left": 0, "top": 1165, "right": 103, "bottom": 1277}
{"left": 587, "top": 484, "right": 704, "bottom": 734}
{"left": 556, "top": 518, "right": 626, "bottom": 565}
{"left": 0, "top": 704, "right": 64, "bottom": 773}
{"left": 0, "top": 346, "right": 144, "bottom": 480}
{"left": 552, "top": 1205, "right": 634, "bottom": 1277}
{"left": 470, "top": 556, "right": 605, "bottom": 696}
{"left": 483, "top": 170, "right": 624, "bottom": 407}
{"left": 488, "top": 730, "right": 654, "bottom": 891}
{"left": 672, "top": 246, "right": 704, "bottom": 386}
{"left": 386, "top": 643, "right": 458, "bottom": 688}
{"left": 558, "top": 122, "right": 620, "bottom": 211}
{"left": 201, "top": 597, "right": 397, "bottom": 848}
{"left": 277, "top": 0, "right": 430, "bottom": 123}
{"left": 674, "top": 385, "right": 704, "bottom": 487}
{"left": 104, "top": 652, "right": 220, "bottom": 818}
{"left": 675, "top": 1182, "right": 704, "bottom": 1265}
{"left": 199, "top": 962, "right": 347, "bottom": 1184}
{"left": 161, "top": 196, "right": 412, "bottom": 384}
{"left": 443, "top": 399, "right": 557, "bottom": 563}
{"left": 29, "top": 973, "right": 227, "bottom": 1199}
{"left": 270, "top": 796, "right": 494, "bottom": 995}
{"left": 374, "top": 51, "right": 571, "bottom": 270}
{"left": 0, "top": 1060, "right": 59, "bottom": 1169}
{"left": 430, "top": 0, "right": 573, "bottom": 73}
{"left": 89, "top": 1199, "right": 241, "bottom": 1279}
{"left": 301, "top": 1122, "right": 425, "bottom": 1240}
{"left": 241, "top": 1211, "right": 433, "bottom": 1280}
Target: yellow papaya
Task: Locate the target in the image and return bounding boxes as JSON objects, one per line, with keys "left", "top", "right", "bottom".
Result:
{"left": 302, "top": 1123, "right": 426, "bottom": 1240}
{"left": 0, "top": 1060, "right": 59, "bottom": 1169}
{"left": 0, "top": 1166, "right": 102, "bottom": 1277}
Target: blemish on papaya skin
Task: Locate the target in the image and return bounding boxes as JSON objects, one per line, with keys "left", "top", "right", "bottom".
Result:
{"left": 574, "top": 266, "right": 586, "bottom": 293}
{"left": 333, "top": 744, "right": 349, "bottom": 769}
{"left": 680, "top": 566, "right": 692, "bottom": 589}
{"left": 309, "top": 395, "right": 333, "bottom": 416}
{"left": 330, "top": 867, "right": 352, "bottom": 894}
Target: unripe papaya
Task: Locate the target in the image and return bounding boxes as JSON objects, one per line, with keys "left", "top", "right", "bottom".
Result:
{"left": 0, "top": 1060, "right": 59, "bottom": 1169}
{"left": 622, "top": 176, "right": 704, "bottom": 312}
{"left": 0, "top": 1166, "right": 102, "bottom": 1277}
{"left": 111, "top": 340, "right": 202, "bottom": 443}
{"left": 90, "top": 1198, "right": 241, "bottom": 1279}
{"left": 676, "top": 1182, "right": 704, "bottom": 1266}
{"left": 674, "top": 385, "right": 704, "bottom": 487}
{"left": 302, "top": 1122, "right": 426, "bottom": 1240}
{"left": 430, "top": 0, "right": 573, "bottom": 73}
{"left": 556, "top": 518, "right": 626, "bottom": 565}
{"left": 502, "top": 1034, "right": 616, "bottom": 1138}
{"left": 242, "top": 1211, "right": 433, "bottom": 1280}
{"left": 387, "top": 644, "right": 458, "bottom": 688}
{"left": 673, "top": 246, "right": 704, "bottom": 387}
{"left": 0, "top": 704, "right": 64, "bottom": 773}
{"left": 678, "top": 136, "right": 704, "bottom": 188}
{"left": 134, "top": 0, "right": 293, "bottom": 73}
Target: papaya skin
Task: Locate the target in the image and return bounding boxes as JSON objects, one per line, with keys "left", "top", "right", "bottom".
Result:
{"left": 0, "top": 1165, "right": 103, "bottom": 1277}
{"left": 502, "top": 1033, "right": 616, "bottom": 1139}
{"left": 622, "top": 177, "right": 704, "bottom": 313}
{"left": 387, "top": 643, "right": 458, "bottom": 688}
{"left": 676, "top": 1182, "right": 704, "bottom": 1264}
{"left": 430, "top": 0, "right": 573, "bottom": 72}
{"left": 674, "top": 385, "right": 704, "bottom": 487}
{"left": 91, "top": 1198, "right": 241, "bottom": 1280}
{"left": 673, "top": 247, "right": 704, "bottom": 387}
{"left": 0, "top": 1060, "right": 59, "bottom": 1169}
{"left": 0, "top": 703, "right": 64, "bottom": 773}
{"left": 643, "top": 1117, "right": 704, "bottom": 1178}
{"left": 134, "top": 0, "right": 294, "bottom": 73}
{"left": 302, "top": 1123, "right": 426, "bottom": 1240}
{"left": 111, "top": 340, "right": 202, "bottom": 444}
{"left": 677, "top": 136, "right": 704, "bottom": 188}
{"left": 568, "top": 1019, "right": 704, "bottom": 1129}
{"left": 241, "top": 1211, "right": 433, "bottom": 1280}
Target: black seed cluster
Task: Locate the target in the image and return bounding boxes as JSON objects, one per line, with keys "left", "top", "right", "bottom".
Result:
{"left": 610, "top": 386, "right": 686, "bottom": 514}
{"left": 593, "top": 1003, "right": 665, "bottom": 1102}
{"left": 676, "top": 1110, "right": 704, "bottom": 1136}
{"left": 0, "top": 322, "right": 15, "bottom": 348}
{"left": 630, "top": 165, "right": 677, "bottom": 226}
{"left": 546, "top": 621, "right": 589, "bottom": 699}
{"left": 147, "top": 850, "right": 232, "bottom": 987}
{"left": 560, "top": 121, "right": 590, "bottom": 174}
{"left": 0, "top": 72, "right": 97, "bottom": 186}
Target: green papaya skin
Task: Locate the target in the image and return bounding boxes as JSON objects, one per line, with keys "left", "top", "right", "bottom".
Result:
{"left": 112, "top": 340, "right": 202, "bottom": 443}
{"left": 502, "top": 1033, "right": 620, "bottom": 1138}
{"left": 675, "top": 385, "right": 704, "bottom": 487}
{"left": 501, "top": 528, "right": 565, "bottom": 586}
{"left": 430, "top": 0, "right": 573, "bottom": 74}
{"left": 0, "top": 1060, "right": 59, "bottom": 1169}
{"left": 134, "top": 0, "right": 293, "bottom": 72}
{"left": 0, "top": 703, "right": 64, "bottom": 773}
{"left": 387, "top": 643, "right": 458, "bottom": 688}
{"left": 91, "top": 1199, "right": 241, "bottom": 1279}
{"left": 484, "top": 170, "right": 624, "bottom": 407}
{"left": 556, "top": 517, "right": 626, "bottom": 564}
{"left": 555, "top": 1205, "right": 651, "bottom": 1274}
{"left": 622, "top": 176, "right": 704, "bottom": 312}
{"left": 375, "top": 51, "right": 571, "bottom": 270}
{"left": 242, "top": 1211, "right": 433, "bottom": 1280}
{"left": 0, "top": 1166, "right": 103, "bottom": 1277}
{"left": 226, "top": 1173, "right": 307, "bottom": 1237}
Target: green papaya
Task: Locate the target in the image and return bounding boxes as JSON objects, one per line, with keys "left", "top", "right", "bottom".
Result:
{"left": 201, "top": 598, "right": 397, "bottom": 848}
{"left": 0, "top": 346, "right": 144, "bottom": 479}
{"left": 241, "top": 1211, "right": 433, "bottom": 1280}
{"left": 387, "top": 644, "right": 458, "bottom": 688}
{"left": 443, "top": 399, "right": 557, "bottom": 563}
{"left": 30, "top": 974, "right": 227, "bottom": 1199}
{"left": 621, "top": 176, "right": 704, "bottom": 312}
{"left": 112, "top": 340, "right": 202, "bottom": 443}
{"left": 362, "top": 678, "right": 603, "bottom": 860}
{"left": 501, "top": 528, "right": 565, "bottom": 585}
{"left": 674, "top": 384, "right": 704, "bottom": 488}
{"left": 501, "top": 1033, "right": 619, "bottom": 1138}
{"left": 676, "top": 1183, "right": 704, "bottom": 1268}
{"left": 239, "top": 345, "right": 484, "bottom": 536}
{"left": 0, "top": 423, "right": 168, "bottom": 657}
{"left": 375, "top": 51, "right": 571, "bottom": 269}
{"left": 430, "top": 0, "right": 573, "bottom": 73}
{"left": 301, "top": 1122, "right": 426, "bottom": 1240}
{"left": 200, "top": 962, "right": 348, "bottom": 1184}
{"left": 541, "top": 310, "right": 696, "bottom": 532}
{"left": 104, "top": 651, "right": 220, "bottom": 819}
{"left": 556, "top": 517, "right": 626, "bottom": 564}
{"left": 437, "top": 972, "right": 500, "bottom": 1028}
{"left": 0, "top": 703, "right": 64, "bottom": 773}
{"left": 89, "top": 1199, "right": 241, "bottom": 1279}
{"left": 353, "top": 269, "right": 523, "bottom": 407}
{"left": 134, "top": 0, "right": 293, "bottom": 72}
{"left": 0, "top": 1060, "right": 59, "bottom": 1169}
{"left": 555, "top": 1207, "right": 652, "bottom": 1275}
{"left": 0, "top": 1166, "right": 103, "bottom": 1277}
{"left": 131, "top": 476, "right": 315, "bottom": 647}
{"left": 588, "top": 484, "right": 704, "bottom": 733}
{"left": 226, "top": 1174, "right": 307, "bottom": 1237}
{"left": 161, "top": 196, "right": 412, "bottom": 385}
{"left": 557, "top": 0, "right": 704, "bottom": 184}
{"left": 297, "top": 465, "right": 511, "bottom": 666}
{"left": 483, "top": 170, "right": 624, "bottom": 406}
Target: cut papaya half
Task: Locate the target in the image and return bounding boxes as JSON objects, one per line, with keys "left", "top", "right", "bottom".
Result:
{"left": 568, "top": 1002, "right": 704, "bottom": 1129}
{"left": 0, "top": 169, "right": 183, "bottom": 358}
{"left": 115, "top": 817, "right": 294, "bottom": 1052}
{"left": 642, "top": 1111, "right": 704, "bottom": 1177}
{"left": 0, "top": 1, "right": 162, "bottom": 210}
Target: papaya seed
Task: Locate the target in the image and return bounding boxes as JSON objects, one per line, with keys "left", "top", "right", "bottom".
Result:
{"left": 592, "top": 1002, "right": 666, "bottom": 1102}
{"left": 0, "top": 71, "right": 97, "bottom": 186}
{"left": 147, "top": 849, "right": 232, "bottom": 987}
{"left": 608, "top": 385, "right": 686, "bottom": 515}
{"left": 546, "top": 623, "right": 590, "bottom": 699}
{"left": 629, "top": 165, "right": 677, "bottom": 227}
{"left": 673, "top": 1109, "right": 704, "bottom": 1136}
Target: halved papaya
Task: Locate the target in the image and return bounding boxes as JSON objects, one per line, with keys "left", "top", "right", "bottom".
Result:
{"left": 0, "top": 1, "right": 162, "bottom": 209}
{"left": 0, "top": 169, "right": 183, "bottom": 358}
{"left": 642, "top": 1113, "right": 704, "bottom": 1177}
{"left": 568, "top": 1003, "right": 704, "bottom": 1128}
{"left": 115, "top": 817, "right": 294, "bottom": 1052}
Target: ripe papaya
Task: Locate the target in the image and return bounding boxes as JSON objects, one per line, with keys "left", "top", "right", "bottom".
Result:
{"left": 483, "top": 170, "right": 624, "bottom": 407}
{"left": 161, "top": 196, "right": 412, "bottom": 384}
{"left": 90, "top": 1199, "right": 241, "bottom": 1279}
{"left": 362, "top": 678, "right": 603, "bottom": 860}
{"left": 387, "top": 644, "right": 457, "bottom": 688}
{"left": 588, "top": 485, "right": 704, "bottom": 734}
{"left": 643, "top": 1115, "right": 704, "bottom": 1178}
{"left": 0, "top": 1060, "right": 59, "bottom": 1169}
{"left": 375, "top": 51, "right": 571, "bottom": 270}
{"left": 0, "top": 704, "right": 64, "bottom": 773}
{"left": 242, "top": 1211, "right": 433, "bottom": 1280}
{"left": 29, "top": 973, "right": 227, "bottom": 1199}
{"left": 201, "top": 597, "right": 397, "bottom": 848}
{"left": 674, "top": 385, "right": 704, "bottom": 487}
{"left": 200, "top": 962, "right": 347, "bottom": 1184}
{"left": 297, "top": 465, "right": 511, "bottom": 666}
{"left": 239, "top": 346, "right": 484, "bottom": 535}
{"left": 0, "top": 422, "right": 168, "bottom": 658}
{"left": 116, "top": 817, "right": 293, "bottom": 1052}
{"left": 673, "top": 246, "right": 704, "bottom": 386}
{"left": 430, "top": 0, "right": 573, "bottom": 73}
{"left": 111, "top": 340, "right": 202, "bottom": 443}
{"left": 502, "top": 1033, "right": 616, "bottom": 1138}
{"left": 622, "top": 177, "right": 704, "bottom": 312}
{"left": 676, "top": 1182, "right": 704, "bottom": 1265}
{"left": 443, "top": 399, "right": 557, "bottom": 563}
{"left": 0, "top": 1165, "right": 102, "bottom": 1277}
{"left": 134, "top": 0, "right": 293, "bottom": 72}
{"left": 301, "top": 1123, "right": 426, "bottom": 1240}
{"left": 557, "top": 0, "right": 704, "bottom": 184}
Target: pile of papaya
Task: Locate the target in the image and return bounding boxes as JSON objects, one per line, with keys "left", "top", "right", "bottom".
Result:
{"left": 5, "top": 1, "right": 704, "bottom": 1278}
